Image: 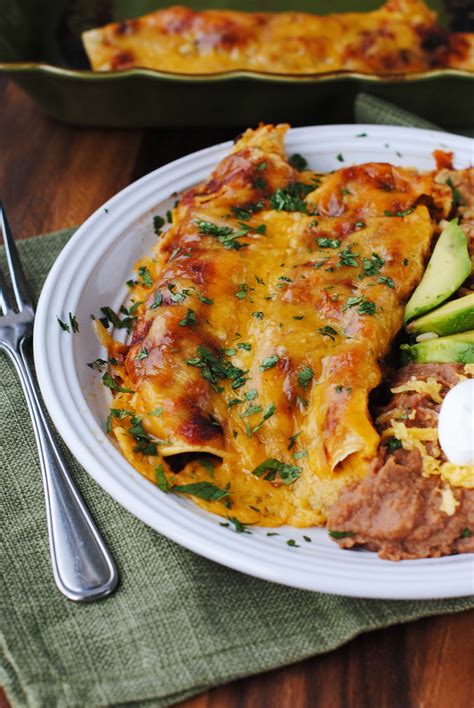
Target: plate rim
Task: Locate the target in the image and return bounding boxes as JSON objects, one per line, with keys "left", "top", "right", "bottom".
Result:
{"left": 33, "top": 124, "right": 474, "bottom": 599}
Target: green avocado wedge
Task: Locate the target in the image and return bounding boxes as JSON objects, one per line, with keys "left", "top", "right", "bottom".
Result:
{"left": 406, "top": 293, "right": 474, "bottom": 338}
{"left": 404, "top": 220, "right": 471, "bottom": 323}
{"left": 400, "top": 330, "right": 474, "bottom": 365}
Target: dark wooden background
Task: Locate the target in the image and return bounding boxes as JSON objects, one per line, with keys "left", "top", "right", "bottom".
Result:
{"left": 1, "top": 78, "right": 473, "bottom": 708}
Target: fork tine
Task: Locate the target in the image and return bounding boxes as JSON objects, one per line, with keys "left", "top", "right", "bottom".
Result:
{"left": 0, "top": 263, "right": 15, "bottom": 315}
{"left": 0, "top": 202, "right": 34, "bottom": 312}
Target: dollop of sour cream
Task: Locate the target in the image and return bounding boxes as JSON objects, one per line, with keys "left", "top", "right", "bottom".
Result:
{"left": 438, "top": 379, "right": 474, "bottom": 466}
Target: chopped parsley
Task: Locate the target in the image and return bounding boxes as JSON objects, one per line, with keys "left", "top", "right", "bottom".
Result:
{"left": 288, "top": 431, "right": 302, "bottom": 450}
{"left": 250, "top": 403, "right": 276, "bottom": 434}
{"left": 235, "top": 283, "right": 253, "bottom": 300}
{"left": 87, "top": 358, "right": 108, "bottom": 371}
{"left": 362, "top": 252, "right": 385, "bottom": 277}
{"left": 245, "top": 388, "right": 258, "bottom": 401}
{"left": 289, "top": 153, "right": 308, "bottom": 171}
{"left": 252, "top": 458, "right": 301, "bottom": 485}
{"left": 297, "top": 366, "right": 314, "bottom": 388}
{"left": 385, "top": 436, "right": 402, "bottom": 452}
{"left": 228, "top": 517, "right": 250, "bottom": 533}
{"left": 328, "top": 530, "right": 354, "bottom": 539}
{"left": 240, "top": 404, "right": 263, "bottom": 418}
{"left": 338, "top": 245, "right": 359, "bottom": 267}
{"left": 238, "top": 342, "right": 252, "bottom": 351}
{"left": 102, "top": 372, "right": 134, "bottom": 393}
{"left": 136, "top": 347, "right": 148, "bottom": 360}
{"left": 138, "top": 266, "right": 153, "bottom": 288}
{"left": 343, "top": 296, "right": 377, "bottom": 316}
{"left": 173, "top": 481, "right": 230, "bottom": 502}
{"left": 317, "top": 325, "right": 338, "bottom": 341}
{"left": 377, "top": 275, "right": 395, "bottom": 288}
{"left": 185, "top": 345, "right": 247, "bottom": 393}
{"left": 336, "top": 153, "right": 344, "bottom": 162}
{"left": 252, "top": 311, "right": 264, "bottom": 319}
{"left": 461, "top": 528, "right": 471, "bottom": 538}
{"left": 166, "top": 209, "right": 173, "bottom": 224}
{"left": 57, "top": 317, "right": 70, "bottom": 332}
{"left": 178, "top": 308, "right": 197, "bottom": 327}
{"left": 403, "top": 258, "right": 409, "bottom": 266}
{"left": 257, "top": 161, "right": 267, "bottom": 171}
{"left": 99, "top": 305, "right": 136, "bottom": 332}
{"left": 155, "top": 465, "right": 169, "bottom": 493}
{"left": 230, "top": 201, "right": 264, "bottom": 221}
{"left": 149, "top": 406, "right": 164, "bottom": 416}
{"left": 355, "top": 221, "right": 366, "bottom": 229}
{"left": 270, "top": 182, "right": 313, "bottom": 213}
{"left": 317, "top": 238, "right": 341, "bottom": 249}
{"left": 384, "top": 207, "right": 414, "bottom": 217}
{"left": 260, "top": 355, "right": 279, "bottom": 371}
{"left": 69, "top": 313, "right": 79, "bottom": 333}
{"left": 151, "top": 291, "right": 163, "bottom": 309}
{"left": 293, "top": 450, "right": 308, "bottom": 460}
{"left": 287, "top": 539, "right": 300, "bottom": 548}
{"left": 303, "top": 535, "right": 312, "bottom": 543}
{"left": 153, "top": 215, "right": 165, "bottom": 235}
{"left": 293, "top": 315, "right": 304, "bottom": 320}
{"left": 446, "top": 177, "right": 464, "bottom": 207}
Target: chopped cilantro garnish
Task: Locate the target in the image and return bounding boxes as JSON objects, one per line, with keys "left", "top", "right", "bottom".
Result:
{"left": 338, "top": 245, "right": 359, "bottom": 267}
{"left": 341, "top": 187, "right": 352, "bottom": 195}
{"left": 288, "top": 431, "right": 302, "bottom": 450}
{"left": 68, "top": 313, "right": 79, "bottom": 333}
{"left": 87, "top": 358, "right": 108, "bottom": 371}
{"left": 362, "top": 252, "right": 385, "bottom": 277}
{"left": 289, "top": 153, "right": 308, "bottom": 171}
{"left": 240, "top": 405, "right": 263, "bottom": 418}
{"left": 260, "top": 355, "right": 279, "bottom": 371}
{"left": 178, "top": 308, "right": 197, "bottom": 327}
{"left": 245, "top": 388, "right": 258, "bottom": 401}
{"left": 149, "top": 406, "right": 164, "bottom": 416}
{"left": 403, "top": 258, "right": 409, "bottom": 266}
{"left": 185, "top": 345, "right": 247, "bottom": 392}
{"left": 252, "top": 458, "right": 301, "bottom": 485}
{"left": 328, "top": 530, "right": 354, "bottom": 539}
{"left": 129, "top": 300, "right": 143, "bottom": 315}
{"left": 237, "top": 342, "right": 252, "bottom": 351}
{"left": 461, "top": 528, "right": 471, "bottom": 538}
{"left": 57, "top": 317, "right": 70, "bottom": 332}
{"left": 155, "top": 464, "right": 169, "bottom": 493}
{"left": 446, "top": 177, "right": 464, "bottom": 208}
{"left": 287, "top": 539, "right": 300, "bottom": 547}
{"left": 317, "top": 238, "right": 341, "bottom": 249}
{"left": 257, "top": 161, "right": 267, "bottom": 171}
{"left": 166, "top": 209, "right": 173, "bottom": 224}
{"left": 293, "top": 315, "right": 304, "bottom": 320}
{"left": 343, "top": 296, "right": 376, "bottom": 316}
{"left": 385, "top": 436, "right": 402, "bottom": 452}
{"left": 100, "top": 306, "right": 136, "bottom": 332}
{"left": 102, "top": 372, "right": 134, "bottom": 393}
{"left": 377, "top": 275, "right": 394, "bottom": 288}
{"left": 356, "top": 132, "right": 367, "bottom": 137}
{"left": 336, "top": 153, "right": 344, "bottom": 162}
{"left": 270, "top": 182, "right": 313, "bottom": 213}
{"left": 303, "top": 535, "right": 312, "bottom": 542}
{"left": 228, "top": 517, "right": 250, "bottom": 533}
{"left": 293, "top": 450, "right": 308, "bottom": 460}
{"left": 173, "top": 481, "right": 230, "bottom": 502}
{"left": 297, "top": 366, "right": 314, "bottom": 388}
{"left": 138, "top": 266, "right": 153, "bottom": 288}
{"left": 317, "top": 325, "right": 338, "bottom": 340}
{"left": 384, "top": 208, "right": 414, "bottom": 217}
{"left": 153, "top": 215, "right": 165, "bottom": 235}
{"left": 252, "top": 311, "right": 264, "bottom": 319}
{"left": 136, "top": 347, "right": 148, "bottom": 360}
{"left": 230, "top": 201, "right": 264, "bottom": 221}
{"left": 253, "top": 176, "right": 266, "bottom": 190}
{"left": 235, "top": 283, "right": 253, "bottom": 300}
{"left": 355, "top": 221, "right": 366, "bottom": 229}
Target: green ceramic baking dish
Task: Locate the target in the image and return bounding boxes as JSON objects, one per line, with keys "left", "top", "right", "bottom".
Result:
{"left": 1, "top": 0, "right": 473, "bottom": 129}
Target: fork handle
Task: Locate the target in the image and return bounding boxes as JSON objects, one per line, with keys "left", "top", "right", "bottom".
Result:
{"left": 5, "top": 340, "right": 119, "bottom": 601}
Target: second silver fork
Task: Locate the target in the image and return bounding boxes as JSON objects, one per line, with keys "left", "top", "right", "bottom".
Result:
{"left": 0, "top": 203, "right": 119, "bottom": 601}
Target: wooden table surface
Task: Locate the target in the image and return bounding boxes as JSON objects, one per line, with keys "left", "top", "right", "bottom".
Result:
{"left": 1, "top": 78, "right": 473, "bottom": 708}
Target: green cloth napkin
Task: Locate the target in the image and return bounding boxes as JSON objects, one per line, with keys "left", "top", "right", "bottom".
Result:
{"left": 2, "top": 106, "right": 474, "bottom": 708}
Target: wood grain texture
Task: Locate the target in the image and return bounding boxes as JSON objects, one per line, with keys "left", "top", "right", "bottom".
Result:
{"left": 0, "top": 78, "right": 473, "bottom": 708}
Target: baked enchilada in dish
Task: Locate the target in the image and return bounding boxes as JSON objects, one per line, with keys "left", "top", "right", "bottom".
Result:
{"left": 82, "top": 0, "right": 474, "bottom": 74}
{"left": 94, "top": 124, "right": 474, "bottom": 560}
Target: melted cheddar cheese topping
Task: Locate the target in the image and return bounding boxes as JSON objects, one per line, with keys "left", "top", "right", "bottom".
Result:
{"left": 105, "top": 123, "right": 454, "bottom": 527}
{"left": 82, "top": 0, "right": 474, "bottom": 74}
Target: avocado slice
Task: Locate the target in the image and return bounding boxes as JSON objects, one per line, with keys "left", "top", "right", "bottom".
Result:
{"left": 404, "top": 220, "right": 471, "bottom": 323}
{"left": 406, "top": 293, "right": 474, "bottom": 337}
{"left": 400, "top": 330, "right": 474, "bottom": 365}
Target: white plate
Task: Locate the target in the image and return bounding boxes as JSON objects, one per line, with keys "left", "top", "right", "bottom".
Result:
{"left": 34, "top": 125, "right": 474, "bottom": 599}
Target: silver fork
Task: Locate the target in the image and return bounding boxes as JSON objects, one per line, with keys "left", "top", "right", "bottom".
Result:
{"left": 0, "top": 203, "right": 119, "bottom": 601}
